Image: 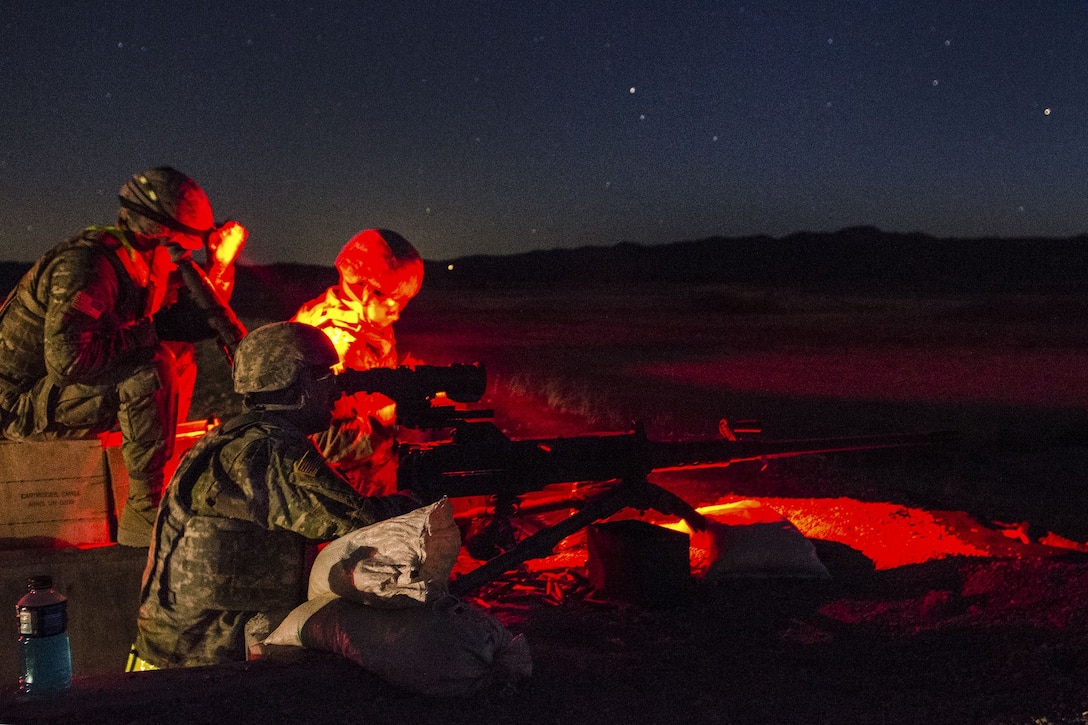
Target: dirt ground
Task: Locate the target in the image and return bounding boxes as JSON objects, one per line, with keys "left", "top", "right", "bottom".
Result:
{"left": 11, "top": 280, "right": 1088, "bottom": 724}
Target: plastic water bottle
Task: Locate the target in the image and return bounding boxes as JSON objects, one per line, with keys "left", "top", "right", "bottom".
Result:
{"left": 17, "top": 575, "right": 72, "bottom": 695}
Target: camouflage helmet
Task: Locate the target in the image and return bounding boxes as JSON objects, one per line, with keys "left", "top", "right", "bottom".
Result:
{"left": 117, "top": 166, "right": 214, "bottom": 250}
{"left": 233, "top": 321, "right": 339, "bottom": 394}
{"left": 335, "top": 228, "right": 423, "bottom": 302}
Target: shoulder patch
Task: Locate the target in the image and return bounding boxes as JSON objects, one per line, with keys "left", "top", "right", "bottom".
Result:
{"left": 70, "top": 291, "right": 106, "bottom": 320}
{"left": 294, "top": 448, "right": 324, "bottom": 478}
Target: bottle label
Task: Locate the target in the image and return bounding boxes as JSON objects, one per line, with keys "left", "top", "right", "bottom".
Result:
{"left": 17, "top": 602, "right": 67, "bottom": 637}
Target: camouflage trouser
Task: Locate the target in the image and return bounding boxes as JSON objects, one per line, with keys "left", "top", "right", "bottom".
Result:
{"left": 0, "top": 344, "right": 179, "bottom": 545}
{"left": 163, "top": 340, "right": 197, "bottom": 423}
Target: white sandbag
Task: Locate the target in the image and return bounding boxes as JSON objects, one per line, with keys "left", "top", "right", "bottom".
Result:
{"left": 309, "top": 497, "right": 461, "bottom": 607}
{"left": 261, "top": 594, "right": 336, "bottom": 648}
{"left": 264, "top": 593, "right": 532, "bottom": 697}
{"left": 667, "top": 499, "right": 830, "bottom": 580}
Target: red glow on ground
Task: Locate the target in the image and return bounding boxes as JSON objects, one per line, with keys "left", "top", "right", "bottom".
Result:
{"left": 710, "top": 495, "right": 995, "bottom": 570}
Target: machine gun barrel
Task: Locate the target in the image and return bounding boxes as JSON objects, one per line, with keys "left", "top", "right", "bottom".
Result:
{"left": 645, "top": 430, "right": 954, "bottom": 472}
{"left": 397, "top": 423, "right": 954, "bottom": 502}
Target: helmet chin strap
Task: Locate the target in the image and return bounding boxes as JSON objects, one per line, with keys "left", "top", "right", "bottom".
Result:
{"left": 245, "top": 393, "right": 307, "bottom": 413}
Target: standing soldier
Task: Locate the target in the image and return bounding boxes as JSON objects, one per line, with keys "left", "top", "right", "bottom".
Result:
{"left": 292, "top": 229, "right": 424, "bottom": 495}
{"left": 130, "top": 321, "right": 419, "bottom": 668}
{"left": 0, "top": 167, "right": 246, "bottom": 546}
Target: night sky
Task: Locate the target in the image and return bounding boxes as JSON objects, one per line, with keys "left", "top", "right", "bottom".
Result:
{"left": 2, "top": 2, "right": 1085, "bottom": 265}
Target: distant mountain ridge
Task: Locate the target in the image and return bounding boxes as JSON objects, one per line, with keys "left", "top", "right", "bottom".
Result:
{"left": 425, "top": 226, "right": 1088, "bottom": 294}
{"left": 2, "top": 228, "right": 1086, "bottom": 319}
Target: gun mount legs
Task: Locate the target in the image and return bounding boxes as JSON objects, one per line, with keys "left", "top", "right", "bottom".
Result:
{"left": 449, "top": 478, "right": 703, "bottom": 598}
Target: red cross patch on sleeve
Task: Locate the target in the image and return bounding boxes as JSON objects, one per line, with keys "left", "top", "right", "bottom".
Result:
{"left": 70, "top": 291, "right": 106, "bottom": 320}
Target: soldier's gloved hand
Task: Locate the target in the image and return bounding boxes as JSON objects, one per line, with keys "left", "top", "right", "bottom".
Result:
{"left": 398, "top": 489, "right": 423, "bottom": 507}
{"left": 208, "top": 220, "right": 248, "bottom": 267}
{"left": 402, "top": 476, "right": 445, "bottom": 506}
{"left": 371, "top": 490, "right": 425, "bottom": 520}
{"left": 122, "top": 316, "right": 159, "bottom": 351}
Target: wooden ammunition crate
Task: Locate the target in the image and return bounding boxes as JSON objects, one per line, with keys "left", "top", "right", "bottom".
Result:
{"left": 0, "top": 420, "right": 216, "bottom": 549}
{"left": 0, "top": 438, "right": 112, "bottom": 548}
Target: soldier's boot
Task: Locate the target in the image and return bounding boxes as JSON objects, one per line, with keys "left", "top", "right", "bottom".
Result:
{"left": 117, "top": 492, "right": 159, "bottom": 547}
{"left": 116, "top": 346, "right": 178, "bottom": 547}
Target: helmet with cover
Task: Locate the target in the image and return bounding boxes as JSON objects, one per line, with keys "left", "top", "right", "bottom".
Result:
{"left": 334, "top": 229, "right": 423, "bottom": 304}
{"left": 233, "top": 321, "right": 339, "bottom": 395}
{"left": 117, "top": 167, "right": 214, "bottom": 250}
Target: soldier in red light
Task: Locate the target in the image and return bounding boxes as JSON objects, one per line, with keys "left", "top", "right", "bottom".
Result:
{"left": 292, "top": 229, "right": 424, "bottom": 495}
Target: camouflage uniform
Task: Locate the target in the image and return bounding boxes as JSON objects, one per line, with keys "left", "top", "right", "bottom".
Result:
{"left": 0, "top": 227, "right": 177, "bottom": 544}
{"left": 133, "top": 408, "right": 418, "bottom": 668}
{"left": 295, "top": 287, "right": 403, "bottom": 495}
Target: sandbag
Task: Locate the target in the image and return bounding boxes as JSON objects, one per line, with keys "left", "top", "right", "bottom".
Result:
{"left": 309, "top": 497, "right": 461, "bottom": 607}
{"left": 264, "top": 593, "right": 532, "bottom": 697}
{"left": 667, "top": 499, "right": 830, "bottom": 580}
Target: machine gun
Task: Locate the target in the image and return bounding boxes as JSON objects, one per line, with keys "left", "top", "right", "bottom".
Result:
{"left": 335, "top": 362, "right": 953, "bottom": 596}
